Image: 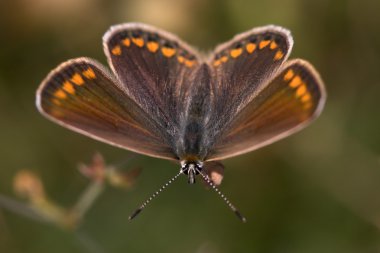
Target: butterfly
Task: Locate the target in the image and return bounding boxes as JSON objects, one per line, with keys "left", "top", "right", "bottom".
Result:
{"left": 36, "top": 23, "right": 326, "bottom": 222}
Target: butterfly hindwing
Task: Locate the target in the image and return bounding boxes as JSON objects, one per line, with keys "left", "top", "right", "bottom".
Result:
{"left": 36, "top": 58, "right": 177, "bottom": 160}
{"left": 207, "top": 59, "right": 326, "bottom": 160}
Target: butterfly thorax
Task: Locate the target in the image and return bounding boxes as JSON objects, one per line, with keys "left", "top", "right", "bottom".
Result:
{"left": 180, "top": 160, "right": 203, "bottom": 184}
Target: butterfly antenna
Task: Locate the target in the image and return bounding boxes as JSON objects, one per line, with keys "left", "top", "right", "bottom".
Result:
{"left": 129, "top": 170, "right": 182, "bottom": 220}
{"left": 198, "top": 170, "right": 247, "bottom": 223}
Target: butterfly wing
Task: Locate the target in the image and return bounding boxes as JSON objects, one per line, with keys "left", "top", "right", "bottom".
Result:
{"left": 103, "top": 23, "right": 201, "bottom": 137}
{"left": 206, "top": 59, "right": 326, "bottom": 160}
{"left": 207, "top": 25, "right": 293, "bottom": 137}
{"left": 36, "top": 58, "right": 177, "bottom": 160}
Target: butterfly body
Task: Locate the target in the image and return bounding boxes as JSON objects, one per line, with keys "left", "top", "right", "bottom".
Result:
{"left": 176, "top": 63, "right": 212, "bottom": 161}
{"left": 37, "top": 23, "right": 326, "bottom": 220}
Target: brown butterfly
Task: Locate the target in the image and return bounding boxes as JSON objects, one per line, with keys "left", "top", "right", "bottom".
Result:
{"left": 36, "top": 23, "right": 326, "bottom": 222}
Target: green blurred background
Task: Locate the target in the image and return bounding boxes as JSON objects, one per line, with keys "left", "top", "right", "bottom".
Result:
{"left": 1, "top": 0, "right": 380, "bottom": 252}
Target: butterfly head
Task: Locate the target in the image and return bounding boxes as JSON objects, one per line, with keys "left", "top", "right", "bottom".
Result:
{"left": 180, "top": 160, "right": 203, "bottom": 184}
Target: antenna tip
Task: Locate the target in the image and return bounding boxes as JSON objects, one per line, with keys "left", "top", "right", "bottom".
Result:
{"left": 129, "top": 208, "right": 142, "bottom": 220}
{"left": 235, "top": 210, "right": 247, "bottom": 223}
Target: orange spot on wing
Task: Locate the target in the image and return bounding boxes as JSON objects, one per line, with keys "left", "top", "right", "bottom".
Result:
{"left": 259, "top": 40, "right": 270, "bottom": 49}
{"left": 132, "top": 37, "right": 144, "bottom": 47}
{"left": 162, "top": 47, "right": 176, "bottom": 58}
{"left": 71, "top": 73, "right": 84, "bottom": 85}
{"left": 270, "top": 41, "right": 278, "bottom": 49}
{"left": 146, "top": 41, "right": 159, "bottom": 53}
{"left": 213, "top": 59, "right": 221, "bottom": 67}
{"left": 51, "top": 109, "right": 64, "bottom": 118}
{"left": 274, "top": 50, "right": 284, "bottom": 61}
{"left": 52, "top": 99, "right": 61, "bottom": 105}
{"left": 147, "top": 41, "right": 159, "bottom": 53}
{"left": 220, "top": 56, "right": 228, "bottom": 62}
{"left": 122, "top": 38, "right": 131, "bottom": 47}
{"left": 111, "top": 45, "right": 122, "bottom": 56}
{"left": 82, "top": 68, "right": 96, "bottom": 79}
{"left": 303, "top": 102, "right": 312, "bottom": 110}
{"left": 185, "top": 60, "right": 195, "bottom": 67}
{"left": 246, "top": 43, "right": 256, "bottom": 53}
{"left": 230, "top": 48, "right": 243, "bottom": 58}
{"left": 289, "top": 75, "right": 302, "bottom": 88}
{"left": 54, "top": 89, "right": 67, "bottom": 99}
{"left": 301, "top": 93, "right": 311, "bottom": 103}
{"left": 296, "top": 84, "right": 307, "bottom": 97}
{"left": 177, "top": 55, "right": 185, "bottom": 63}
{"left": 62, "top": 81, "right": 75, "bottom": 94}
{"left": 284, "top": 69, "right": 294, "bottom": 81}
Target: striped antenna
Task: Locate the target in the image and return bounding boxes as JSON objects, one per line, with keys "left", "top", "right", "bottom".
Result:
{"left": 129, "top": 170, "right": 182, "bottom": 220}
{"left": 198, "top": 170, "right": 247, "bottom": 223}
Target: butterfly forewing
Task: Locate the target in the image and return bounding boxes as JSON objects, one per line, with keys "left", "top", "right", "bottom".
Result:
{"left": 207, "top": 26, "right": 293, "bottom": 137}
{"left": 103, "top": 23, "right": 201, "bottom": 133}
{"left": 36, "top": 58, "right": 177, "bottom": 160}
{"left": 207, "top": 59, "right": 326, "bottom": 161}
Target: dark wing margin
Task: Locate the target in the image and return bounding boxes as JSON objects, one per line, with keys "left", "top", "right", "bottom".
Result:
{"left": 36, "top": 57, "right": 177, "bottom": 160}
{"left": 206, "top": 59, "right": 326, "bottom": 161}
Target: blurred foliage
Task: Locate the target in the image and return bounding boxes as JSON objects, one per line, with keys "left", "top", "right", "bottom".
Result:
{"left": 1, "top": 0, "right": 380, "bottom": 252}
